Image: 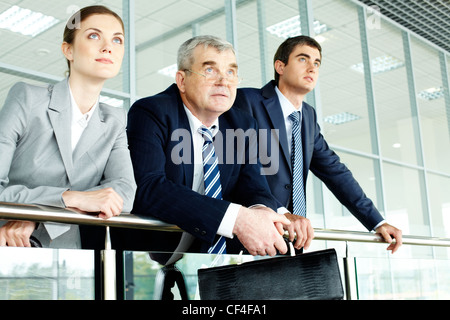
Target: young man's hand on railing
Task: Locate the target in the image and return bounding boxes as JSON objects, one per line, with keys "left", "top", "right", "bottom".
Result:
{"left": 376, "top": 223, "right": 403, "bottom": 254}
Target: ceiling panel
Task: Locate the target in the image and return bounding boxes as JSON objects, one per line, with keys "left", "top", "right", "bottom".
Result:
{"left": 357, "top": 0, "right": 450, "bottom": 54}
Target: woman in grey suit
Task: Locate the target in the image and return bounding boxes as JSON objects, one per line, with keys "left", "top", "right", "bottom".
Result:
{"left": 0, "top": 5, "right": 136, "bottom": 249}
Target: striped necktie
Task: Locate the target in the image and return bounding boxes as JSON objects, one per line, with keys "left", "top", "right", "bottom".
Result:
{"left": 289, "top": 111, "right": 306, "bottom": 217}
{"left": 198, "top": 126, "right": 226, "bottom": 254}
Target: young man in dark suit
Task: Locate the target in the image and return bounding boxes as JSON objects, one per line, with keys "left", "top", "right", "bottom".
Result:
{"left": 234, "top": 35, "right": 402, "bottom": 253}
{"left": 127, "top": 36, "right": 304, "bottom": 263}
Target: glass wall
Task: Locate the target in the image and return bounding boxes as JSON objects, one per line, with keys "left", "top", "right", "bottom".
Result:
{"left": 0, "top": 248, "right": 94, "bottom": 300}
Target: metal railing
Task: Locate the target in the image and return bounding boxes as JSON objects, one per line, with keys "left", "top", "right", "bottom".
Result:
{"left": 2, "top": 201, "right": 450, "bottom": 299}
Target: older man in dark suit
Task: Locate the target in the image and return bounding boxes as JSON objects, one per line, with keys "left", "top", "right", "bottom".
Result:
{"left": 127, "top": 36, "right": 300, "bottom": 262}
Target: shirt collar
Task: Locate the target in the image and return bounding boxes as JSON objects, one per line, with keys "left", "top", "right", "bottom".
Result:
{"left": 275, "top": 85, "right": 302, "bottom": 121}
{"left": 69, "top": 85, "right": 98, "bottom": 127}
{"left": 183, "top": 104, "right": 219, "bottom": 136}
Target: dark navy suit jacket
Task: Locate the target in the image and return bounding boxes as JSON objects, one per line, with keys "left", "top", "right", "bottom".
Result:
{"left": 234, "top": 81, "right": 384, "bottom": 231}
{"left": 126, "top": 84, "right": 277, "bottom": 255}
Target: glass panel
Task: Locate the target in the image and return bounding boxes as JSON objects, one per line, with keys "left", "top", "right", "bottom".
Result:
{"left": 0, "top": 247, "right": 94, "bottom": 300}
{"left": 235, "top": 0, "right": 261, "bottom": 87}
{"left": 313, "top": 0, "right": 374, "bottom": 154}
{"left": 0, "top": 73, "right": 51, "bottom": 111}
{"left": 322, "top": 151, "right": 379, "bottom": 232}
{"left": 0, "top": 1, "right": 125, "bottom": 92}
{"left": 383, "top": 162, "right": 429, "bottom": 237}
{"left": 236, "top": 0, "right": 301, "bottom": 88}
{"left": 410, "top": 36, "right": 450, "bottom": 175}
{"left": 428, "top": 173, "right": 450, "bottom": 239}
{"left": 306, "top": 175, "right": 325, "bottom": 229}
{"left": 0, "top": 2, "right": 67, "bottom": 77}
{"left": 135, "top": 0, "right": 227, "bottom": 98}
{"left": 355, "top": 257, "right": 450, "bottom": 300}
{"left": 125, "top": 251, "right": 271, "bottom": 300}
{"left": 368, "top": 19, "right": 420, "bottom": 165}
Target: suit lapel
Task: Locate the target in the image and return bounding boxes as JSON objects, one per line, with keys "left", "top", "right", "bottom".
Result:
{"left": 172, "top": 86, "right": 194, "bottom": 189}
{"left": 47, "top": 79, "right": 75, "bottom": 183}
{"left": 301, "top": 102, "right": 313, "bottom": 174}
{"left": 261, "top": 83, "right": 291, "bottom": 171}
{"left": 72, "top": 104, "right": 105, "bottom": 164}
{"left": 217, "top": 115, "right": 232, "bottom": 188}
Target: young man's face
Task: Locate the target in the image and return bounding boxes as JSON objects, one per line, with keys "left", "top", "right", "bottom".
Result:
{"left": 276, "top": 44, "right": 321, "bottom": 96}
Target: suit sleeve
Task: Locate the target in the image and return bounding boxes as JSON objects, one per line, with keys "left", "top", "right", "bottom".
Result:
{"left": 0, "top": 83, "right": 68, "bottom": 208}
{"left": 307, "top": 109, "right": 384, "bottom": 230}
{"left": 127, "top": 100, "right": 229, "bottom": 244}
{"left": 82, "top": 107, "right": 137, "bottom": 212}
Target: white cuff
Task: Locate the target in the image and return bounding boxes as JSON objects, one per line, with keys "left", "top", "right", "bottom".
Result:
{"left": 216, "top": 203, "right": 241, "bottom": 239}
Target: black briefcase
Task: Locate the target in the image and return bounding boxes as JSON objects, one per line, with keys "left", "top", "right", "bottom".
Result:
{"left": 197, "top": 248, "right": 344, "bottom": 300}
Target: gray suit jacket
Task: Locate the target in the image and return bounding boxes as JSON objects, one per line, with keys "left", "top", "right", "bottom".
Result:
{"left": 0, "top": 79, "right": 136, "bottom": 248}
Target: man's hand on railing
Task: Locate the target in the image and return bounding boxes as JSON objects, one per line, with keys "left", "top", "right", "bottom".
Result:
{"left": 0, "top": 220, "right": 36, "bottom": 247}
{"left": 62, "top": 188, "right": 124, "bottom": 219}
{"left": 375, "top": 223, "right": 403, "bottom": 254}
{"left": 233, "top": 206, "right": 291, "bottom": 257}
{"left": 283, "top": 213, "right": 314, "bottom": 251}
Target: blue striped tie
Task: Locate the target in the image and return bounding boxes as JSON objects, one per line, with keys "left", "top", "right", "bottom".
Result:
{"left": 289, "top": 111, "right": 306, "bottom": 217}
{"left": 198, "top": 126, "right": 226, "bottom": 254}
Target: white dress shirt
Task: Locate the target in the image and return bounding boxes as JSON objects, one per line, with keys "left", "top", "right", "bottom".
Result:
{"left": 183, "top": 105, "right": 240, "bottom": 239}
{"left": 70, "top": 89, "right": 97, "bottom": 151}
{"left": 274, "top": 86, "right": 302, "bottom": 215}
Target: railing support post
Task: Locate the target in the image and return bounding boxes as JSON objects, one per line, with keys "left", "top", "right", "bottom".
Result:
{"left": 101, "top": 226, "right": 117, "bottom": 300}
{"left": 343, "top": 241, "right": 358, "bottom": 300}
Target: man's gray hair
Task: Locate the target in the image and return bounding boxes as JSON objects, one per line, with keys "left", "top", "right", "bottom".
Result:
{"left": 177, "top": 35, "right": 235, "bottom": 71}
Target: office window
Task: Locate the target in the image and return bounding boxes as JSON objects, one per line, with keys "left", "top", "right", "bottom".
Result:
{"left": 313, "top": 0, "right": 375, "bottom": 155}
{"left": 428, "top": 173, "right": 450, "bottom": 238}
{"left": 134, "top": 0, "right": 228, "bottom": 98}
{"left": 322, "top": 152, "right": 379, "bottom": 232}
{"left": 383, "top": 162, "right": 429, "bottom": 236}
{"left": 368, "top": 21, "right": 419, "bottom": 165}
{"left": 410, "top": 36, "right": 450, "bottom": 175}
{"left": 236, "top": 0, "right": 302, "bottom": 88}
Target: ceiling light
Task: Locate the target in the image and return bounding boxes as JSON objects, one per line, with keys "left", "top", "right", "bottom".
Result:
{"left": 417, "top": 87, "right": 444, "bottom": 101}
{"left": 392, "top": 143, "right": 402, "bottom": 149}
{"left": 324, "top": 112, "right": 361, "bottom": 125}
{"left": 350, "top": 54, "right": 404, "bottom": 74}
{"left": 36, "top": 48, "right": 50, "bottom": 56}
{"left": 0, "top": 5, "right": 59, "bottom": 37}
{"left": 266, "top": 16, "right": 328, "bottom": 39}
{"left": 158, "top": 64, "right": 178, "bottom": 79}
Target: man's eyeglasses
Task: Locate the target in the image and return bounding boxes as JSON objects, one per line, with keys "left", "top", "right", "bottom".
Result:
{"left": 185, "top": 68, "right": 242, "bottom": 85}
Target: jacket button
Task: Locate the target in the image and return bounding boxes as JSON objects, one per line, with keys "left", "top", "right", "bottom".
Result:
{"left": 201, "top": 231, "right": 206, "bottom": 236}
{"left": 285, "top": 184, "right": 291, "bottom": 189}
{"left": 194, "top": 228, "right": 200, "bottom": 233}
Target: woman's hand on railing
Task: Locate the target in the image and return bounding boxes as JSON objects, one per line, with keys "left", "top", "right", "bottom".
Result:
{"left": 0, "top": 220, "right": 36, "bottom": 247}
{"left": 62, "top": 188, "right": 124, "bottom": 219}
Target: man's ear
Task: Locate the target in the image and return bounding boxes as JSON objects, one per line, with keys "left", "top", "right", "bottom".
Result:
{"left": 61, "top": 42, "right": 73, "bottom": 62}
{"left": 274, "top": 60, "right": 285, "bottom": 77}
{"left": 175, "top": 70, "right": 187, "bottom": 93}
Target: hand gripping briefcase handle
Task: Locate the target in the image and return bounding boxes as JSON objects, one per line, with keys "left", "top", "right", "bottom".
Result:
{"left": 197, "top": 248, "right": 344, "bottom": 300}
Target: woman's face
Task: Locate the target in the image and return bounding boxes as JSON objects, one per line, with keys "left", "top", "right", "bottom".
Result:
{"left": 63, "top": 14, "right": 125, "bottom": 81}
